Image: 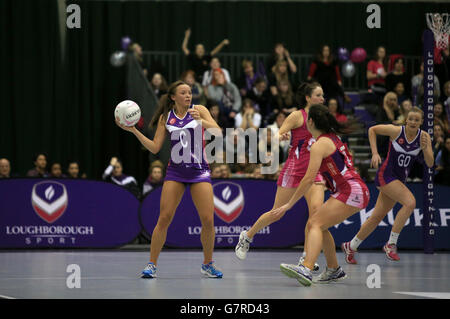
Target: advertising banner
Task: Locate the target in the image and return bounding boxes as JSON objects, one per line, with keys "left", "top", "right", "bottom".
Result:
{"left": 0, "top": 179, "right": 141, "bottom": 248}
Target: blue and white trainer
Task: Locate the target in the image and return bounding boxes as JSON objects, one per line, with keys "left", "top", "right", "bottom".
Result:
{"left": 280, "top": 263, "right": 312, "bottom": 286}
{"left": 141, "top": 262, "right": 157, "bottom": 278}
{"left": 298, "top": 256, "right": 320, "bottom": 272}
{"left": 201, "top": 261, "right": 223, "bottom": 278}
{"left": 312, "top": 266, "right": 347, "bottom": 284}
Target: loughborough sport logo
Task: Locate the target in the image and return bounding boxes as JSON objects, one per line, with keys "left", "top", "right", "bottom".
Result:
{"left": 212, "top": 182, "right": 244, "bottom": 223}
{"left": 31, "top": 181, "right": 68, "bottom": 223}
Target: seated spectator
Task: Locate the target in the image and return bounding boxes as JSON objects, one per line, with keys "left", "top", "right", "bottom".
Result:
{"left": 258, "top": 124, "right": 282, "bottom": 165}
{"left": 27, "top": 153, "right": 49, "bottom": 178}
{"left": 272, "top": 79, "right": 297, "bottom": 116}
{"left": 266, "top": 43, "right": 297, "bottom": 75}
{"left": 251, "top": 164, "right": 264, "bottom": 179}
{"left": 182, "top": 28, "right": 230, "bottom": 83}
{"left": 143, "top": 160, "right": 164, "bottom": 196}
{"left": 247, "top": 77, "right": 272, "bottom": 119}
{"left": 367, "top": 46, "right": 388, "bottom": 95}
{"left": 433, "top": 123, "right": 445, "bottom": 158}
{"left": 103, "top": 157, "right": 140, "bottom": 197}
{"left": 327, "top": 98, "right": 348, "bottom": 123}
{"left": 231, "top": 153, "right": 255, "bottom": 178}
{"left": 202, "top": 57, "right": 232, "bottom": 87}
{"left": 210, "top": 163, "right": 222, "bottom": 178}
{"left": 385, "top": 57, "right": 410, "bottom": 96}
{"left": 434, "top": 102, "right": 450, "bottom": 133}
{"left": 235, "top": 99, "right": 262, "bottom": 130}
{"left": 219, "top": 163, "right": 231, "bottom": 178}
{"left": 376, "top": 92, "right": 400, "bottom": 124}
{"left": 0, "top": 158, "right": 12, "bottom": 178}
{"left": 67, "top": 161, "right": 81, "bottom": 178}
{"left": 180, "top": 70, "right": 207, "bottom": 106}
{"left": 393, "top": 82, "right": 408, "bottom": 105}
{"left": 207, "top": 68, "right": 241, "bottom": 120}
{"left": 50, "top": 162, "right": 66, "bottom": 178}
{"left": 268, "top": 60, "right": 294, "bottom": 97}
{"left": 435, "top": 135, "right": 450, "bottom": 186}
{"left": 237, "top": 59, "right": 266, "bottom": 97}
{"left": 442, "top": 81, "right": 450, "bottom": 122}
{"left": 208, "top": 100, "right": 230, "bottom": 129}
{"left": 266, "top": 111, "right": 289, "bottom": 162}
{"left": 150, "top": 73, "right": 168, "bottom": 100}
{"left": 411, "top": 62, "right": 440, "bottom": 106}
{"left": 394, "top": 99, "right": 413, "bottom": 125}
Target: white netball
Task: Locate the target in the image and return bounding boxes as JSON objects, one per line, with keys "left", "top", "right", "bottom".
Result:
{"left": 115, "top": 100, "right": 141, "bottom": 127}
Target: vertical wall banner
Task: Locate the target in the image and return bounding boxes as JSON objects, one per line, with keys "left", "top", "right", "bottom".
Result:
{"left": 140, "top": 179, "right": 309, "bottom": 248}
{"left": 0, "top": 179, "right": 141, "bottom": 248}
{"left": 422, "top": 28, "right": 435, "bottom": 254}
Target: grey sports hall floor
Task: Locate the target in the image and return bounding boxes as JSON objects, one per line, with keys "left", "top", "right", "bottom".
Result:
{"left": 0, "top": 249, "right": 449, "bottom": 299}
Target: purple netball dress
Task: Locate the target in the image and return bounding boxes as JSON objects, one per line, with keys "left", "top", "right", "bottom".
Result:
{"left": 375, "top": 126, "right": 424, "bottom": 187}
{"left": 164, "top": 105, "right": 211, "bottom": 184}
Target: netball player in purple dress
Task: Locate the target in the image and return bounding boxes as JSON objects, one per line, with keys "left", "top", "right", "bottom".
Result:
{"left": 342, "top": 107, "right": 434, "bottom": 263}
{"left": 116, "top": 81, "right": 223, "bottom": 278}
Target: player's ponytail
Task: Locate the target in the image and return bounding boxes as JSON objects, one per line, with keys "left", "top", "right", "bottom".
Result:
{"left": 150, "top": 80, "right": 186, "bottom": 129}
{"left": 295, "top": 82, "right": 321, "bottom": 109}
{"left": 308, "top": 104, "right": 358, "bottom": 135}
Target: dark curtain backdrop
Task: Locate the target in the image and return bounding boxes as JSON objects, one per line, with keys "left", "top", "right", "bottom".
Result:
{"left": 1, "top": 0, "right": 449, "bottom": 184}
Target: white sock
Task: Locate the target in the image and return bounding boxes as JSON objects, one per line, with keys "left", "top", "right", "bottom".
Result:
{"left": 350, "top": 236, "right": 363, "bottom": 251}
{"left": 302, "top": 251, "right": 307, "bottom": 257}
{"left": 388, "top": 231, "right": 399, "bottom": 245}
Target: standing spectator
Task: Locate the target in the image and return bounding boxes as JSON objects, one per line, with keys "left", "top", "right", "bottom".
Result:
{"left": 181, "top": 28, "right": 230, "bottom": 83}
{"left": 247, "top": 77, "right": 272, "bottom": 120}
{"left": 103, "top": 157, "right": 140, "bottom": 197}
{"left": 67, "top": 161, "right": 80, "bottom": 179}
{"left": 129, "top": 42, "right": 149, "bottom": 78}
{"left": 237, "top": 59, "right": 266, "bottom": 97}
{"left": 385, "top": 57, "right": 410, "bottom": 95}
{"left": 411, "top": 62, "right": 440, "bottom": 106}
{"left": 150, "top": 73, "right": 168, "bottom": 100}
{"left": 27, "top": 153, "right": 49, "bottom": 178}
{"left": 234, "top": 99, "right": 262, "bottom": 130}
{"left": 207, "top": 68, "right": 241, "bottom": 120}
{"left": 434, "top": 102, "right": 450, "bottom": 133}
{"left": 180, "top": 70, "right": 207, "bottom": 106}
{"left": 201, "top": 57, "right": 232, "bottom": 87}
{"left": 50, "top": 162, "right": 66, "bottom": 178}
{"left": 367, "top": 46, "right": 388, "bottom": 94}
{"left": 327, "top": 98, "right": 348, "bottom": 123}
{"left": 143, "top": 160, "right": 165, "bottom": 196}
{"left": 266, "top": 43, "right": 297, "bottom": 75}
{"left": 435, "top": 135, "right": 450, "bottom": 186}
{"left": 307, "top": 45, "right": 346, "bottom": 101}
{"left": 0, "top": 158, "right": 11, "bottom": 178}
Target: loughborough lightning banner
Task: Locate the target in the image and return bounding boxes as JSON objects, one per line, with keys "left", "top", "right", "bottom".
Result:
{"left": 140, "top": 179, "right": 309, "bottom": 248}
{"left": 0, "top": 179, "right": 141, "bottom": 248}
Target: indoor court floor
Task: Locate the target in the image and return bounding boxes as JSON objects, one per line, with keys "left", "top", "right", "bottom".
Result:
{"left": 0, "top": 250, "right": 449, "bottom": 299}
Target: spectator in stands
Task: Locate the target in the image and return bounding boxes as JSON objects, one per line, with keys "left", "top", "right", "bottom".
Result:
{"left": 235, "top": 99, "right": 262, "bottom": 130}
{"left": 442, "top": 81, "right": 450, "bottom": 118}
{"left": 435, "top": 135, "right": 450, "bottom": 186}
{"left": 307, "top": 45, "right": 347, "bottom": 102}
{"left": 50, "top": 162, "right": 65, "bottom": 178}
{"left": 202, "top": 57, "right": 231, "bottom": 87}
{"left": 247, "top": 77, "right": 272, "bottom": 120}
{"left": 394, "top": 99, "right": 413, "bottom": 125}
{"left": 433, "top": 123, "right": 445, "bottom": 158}
{"left": 367, "top": 46, "right": 388, "bottom": 95}
{"left": 67, "top": 161, "right": 80, "bottom": 179}
{"left": 266, "top": 111, "right": 289, "bottom": 162}
{"left": 385, "top": 57, "right": 410, "bottom": 96}
{"left": 251, "top": 164, "right": 264, "bottom": 179}
{"left": 208, "top": 100, "right": 230, "bottom": 129}
{"left": 180, "top": 70, "right": 207, "bottom": 106}
{"left": 143, "top": 160, "right": 164, "bottom": 196}
{"left": 411, "top": 62, "right": 440, "bottom": 106}
{"left": 103, "top": 157, "right": 140, "bottom": 197}
{"left": 268, "top": 60, "right": 294, "bottom": 97}
{"left": 0, "top": 158, "right": 11, "bottom": 178}
{"left": 219, "top": 163, "right": 231, "bottom": 178}
{"left": 327, "top": 98, "right": 348, "bottom": 123}
{"left": 266, "top": 43, "right": 297, "bottom": 75}
{"left": 207, "top": 68, "right": 241, "bottom": 120}
{"left": 210, "top": 163, "right": 222, "bottom": 178}
{"left": 393, "top": 82, "right": 407, "bottom": 105}
{"left": 181, "top": 28, "right": 230, "bottom": 82}
{"left": 237, "top": 59, "right": 266, "bottom": 97}
{"left": 258, "top": 123, "right": 282, "bottom": 165}
{"left": 434, "top": 102, "right": 450, "bottom": 133}
{"left": 150, "top": 73, "right": 168, "bottom": 100}
{"left": 27, "top": 153, "right": 49, "bottom": 178}
{"left": 231, "top": 153, "right": 255, "bottom": 178}
{"left": 271, "top": 79, "right": 297, "bottom": 116}
{"left": 129, "top": 42, "right": 148, "bottom": 78}
{"left": 376, "top": 92, "right": 400, "bottom": 124}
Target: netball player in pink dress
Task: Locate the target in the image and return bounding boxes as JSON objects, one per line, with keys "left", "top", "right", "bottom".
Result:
{"left": 342, "top": 107, "right": 433, "bottom": 263}
{"left": 235, "top": 83, "right": 327, "bottom": 270}
{"left": 116, "top": 81, "right": 223, "bottom": 278}
{"left": 273, "top": 104, "right": 370, "bottom": 286}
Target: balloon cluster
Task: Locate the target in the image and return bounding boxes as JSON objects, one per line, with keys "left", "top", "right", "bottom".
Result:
{"left": 337, "top": 47, "right": 367, "bottom": 78}
{"left": 110, "top": 36, "right": 132, "bottom": 67}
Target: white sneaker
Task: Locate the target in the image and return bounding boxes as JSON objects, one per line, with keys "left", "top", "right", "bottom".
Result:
{"left": 313, "top": 266, "right": 347, "bottom": 284}
{"left": 235, "top": 231, "right": 252, "bottom": 260}
{"left": 298, "top": 256, "right": 320, "bottom": 272}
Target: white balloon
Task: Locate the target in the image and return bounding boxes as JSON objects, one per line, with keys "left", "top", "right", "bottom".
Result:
{"left": 342, "top": 61, "right": 356, "bottom": 78}
{"left": 110, "top": 51, "right": 126, "bottom": 67}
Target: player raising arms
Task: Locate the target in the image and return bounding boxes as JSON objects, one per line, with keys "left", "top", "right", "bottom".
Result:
{"left": 116, "top": 81, "right": 223, "bottom": 278}
{"left": 235, "top": 82, "right": 327, "bottom": 270}
{"left": 342, "top": 107, "right": 433, "bottom": 263}
{"left": 272, "top": 104, "right": 369, "bottom": 286}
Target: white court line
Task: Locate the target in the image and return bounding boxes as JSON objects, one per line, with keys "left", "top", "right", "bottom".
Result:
{"left": 394, "top": 292, "right": 450, "bottom": 299}
{"left": 0, "top": 294, "right": 16, "bottom": 299}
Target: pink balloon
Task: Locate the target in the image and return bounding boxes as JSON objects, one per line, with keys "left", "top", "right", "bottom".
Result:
{"left": 350, "top": 47, "right": 367, "bottom": 63}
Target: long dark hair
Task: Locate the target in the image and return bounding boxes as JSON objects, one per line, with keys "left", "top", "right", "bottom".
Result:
{"left": 308, "top": 104, "right": 357, "bottom": 135}
{"left": 295, "top": 82, "right": 321, "bottom": 109}
{"left": 150, "top": 80, "right": 187, "bottom": 129}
